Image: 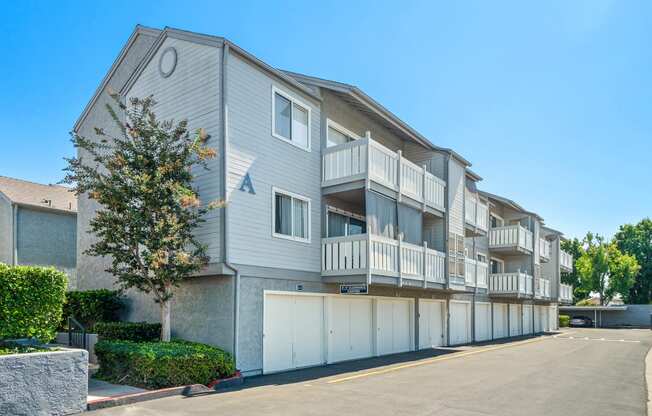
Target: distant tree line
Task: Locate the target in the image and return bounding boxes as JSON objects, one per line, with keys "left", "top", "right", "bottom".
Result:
{"left": 561, "top": 218, "right": 651, "bottom": 305}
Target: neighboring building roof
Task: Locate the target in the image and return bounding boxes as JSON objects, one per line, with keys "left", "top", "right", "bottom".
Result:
{"left": 281, "top": 70, "right": 472, "bottom": 167}
{"left": 0, "top": 176, "right": 77, "bottom": 213}
{"left": 479, "top": 190, "right": 543, "bottom": 221}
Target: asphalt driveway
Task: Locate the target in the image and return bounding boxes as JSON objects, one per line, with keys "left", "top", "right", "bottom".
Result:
{"left": 89, "top": 328, "right": 652, "bottom": 416}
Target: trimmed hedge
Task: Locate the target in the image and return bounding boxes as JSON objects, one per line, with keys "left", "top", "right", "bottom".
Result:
{"left": 559, "top": 314, "right": 570, "bottom": 327}
{"left": 0, "top": 264, "right": 67, "bottom": 342}
{"left": 95, "top": 339, "right": 236, "bottom": 389}
{"left": 95, "top": 321, "right": 161, "bottom": 342}
{"left": 61, "top": 289, "right": 123, "bottom": 330}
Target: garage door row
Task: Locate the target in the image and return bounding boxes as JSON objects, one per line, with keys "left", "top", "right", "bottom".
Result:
{"left": 263, "top": 292, "right": 557, "bottom": 374}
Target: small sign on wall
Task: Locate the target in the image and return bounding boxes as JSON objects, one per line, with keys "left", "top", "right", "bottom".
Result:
{"left": 239, "top": 172, "right": 255, "bottom": 195}
{"left": 340, "top": 284, "right": 368, "bottom": 295}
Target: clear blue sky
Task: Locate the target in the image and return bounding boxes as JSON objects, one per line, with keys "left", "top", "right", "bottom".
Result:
{"left": 1, "top": 0, "right": 650, "bottom": 240}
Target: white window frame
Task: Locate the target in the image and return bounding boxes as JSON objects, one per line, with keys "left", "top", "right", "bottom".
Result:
{"left": 476, "top": 253, "right": 488, "bottom": 263}
{"left": 490, "top": 213, "right": 504, "bottom": 228}
{"left": 271, "top": 186, "right": 311, "bottom": 243}
{"left": 490, "top": 257, "right": 505, "bottom": 274}
{"left": 271, "top": 86, "right": 311, "bottom": 152}
{"left": 326, "top": 118, "right": 360, "bottom": 147}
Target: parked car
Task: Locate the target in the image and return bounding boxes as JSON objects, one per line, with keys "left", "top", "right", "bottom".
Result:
{"left": 570, "top": 316, "right": 594, "bottom": 327}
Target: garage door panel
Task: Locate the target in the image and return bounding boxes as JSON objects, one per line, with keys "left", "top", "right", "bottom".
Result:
{"left": 419, "top": 300, "right": 445, "bottom": 349}
{"left": 329, "top": 297, "right": 373, "bottom": 363}
{"left": 377, "top": 299, "right": 412, "bottom": 356}
{"left": 293, "top": 296, "right": 324, "bottom": 368}
{"left": 493, "top": 303, "right": 508, "bottom": 339}
{"left": 475, "top": 303, "right": 491, "bottom": 342}
{"left": 509, "top": 304, "right": 521, "bottom": 336}
{"left": 523, "top": 305, "right": 533, "bottom": 334}
{"left": 450, "top": 301, "right": 471, "bottom": 345}
{"left": 264, "top": 295, "right": 297, "bottom": 373}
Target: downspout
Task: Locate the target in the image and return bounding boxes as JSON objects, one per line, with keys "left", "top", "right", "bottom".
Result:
{"left": 220, "top": 42, "right": 241, "bottom": 367}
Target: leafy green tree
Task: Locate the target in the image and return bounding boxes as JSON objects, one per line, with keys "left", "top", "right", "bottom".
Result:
{"left": 63, "top": 93, "right": 220, "bottom": 341}
{"left": 614, "top": 218, "right": 652, "bottom": 304}
{"left": 575, "top": 233, "right": 640, "bottom": 306}
{"left": 560, "top": 237, "right": 587, "bottom": 303}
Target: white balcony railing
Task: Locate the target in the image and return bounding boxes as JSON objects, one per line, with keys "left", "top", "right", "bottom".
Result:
{"left": 322, "top": 138, "right": 446, "bottom": 212}
{"left": 560, "top": 250, "right": 573, "bottom": 271}
{"left": 560, "top": 283, "right": 573, "bottom": 303}
{"left": 321, "top": 234, "right": 446, "bottom": 284}
{"left": 539, "top": 238, "right": 551, "bottom": 261}
{"left": 535, "top": 277, "right": 551, "bottom": 298}
{"left": 477, "top": 261, "right": 488, "bottom": 288}
{"left": 489, "top": 225, "right": 533, "bottom": 253}
{"left": 465, "top": 196, "right": 489, "bottom": 232}
{"left": 488, "top": 272, "right": 533, "bottom": 296}
{"left": 464, "top": 258, "right": 489, "bottom": 289}
{"left": 465, "top": 258, "right": 476, "bottom": 287}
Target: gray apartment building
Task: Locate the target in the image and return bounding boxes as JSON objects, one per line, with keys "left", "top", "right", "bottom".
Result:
{"left": 0, "top": 176, "right": 77, "bottom": 286}
{"left": 73, "top": 25, "right": 574, "bottom": 375}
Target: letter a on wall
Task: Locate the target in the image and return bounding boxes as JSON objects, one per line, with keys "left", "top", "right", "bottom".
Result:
{"left": 239, "top": 172, "right": 256, "bottom": 195}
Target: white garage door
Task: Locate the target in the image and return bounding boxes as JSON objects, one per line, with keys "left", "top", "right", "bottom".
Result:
{"left": 263, "top": 293, "right": 324, "bottom": 373}
{"left": 474, "top": 302, "right": 492, "bottom": 342}
{"left": 509, "top": 304, "right": 521, "bottom": 336}
{"left": 450, "top": 301, "right": 472, "bottom": 345}
{"left": 377, "top": 298, "right": 413, "bottom": 355}
{"left": 328, "top": 297, "right": 373, "bottom": 363}
{"left": 534, "top": 305, "right": 542, "bottom": 333}
{"left": 523, "top": 304, "right": 533, "bottom": 334}
{"left": 419, "top": 299, "right": 445, "bottom": 349}
{"left": 493, "top": 303, "right": 509, "bottom": 339}
{"left": 550, "top": 305, "right": 558, "bottom": 330}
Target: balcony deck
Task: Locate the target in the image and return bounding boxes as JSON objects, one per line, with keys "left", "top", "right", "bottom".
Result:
{"left": 488, "top": 272, "right": 533, "bottom": 298}
{"left": 322, "top": 138, "right": 446, "bottom": 215}
{"left": 321, "top": 234, "right": 447, "bottom": 288}
{"left": 488, "top": 225, "right": 533, "bottom": 254}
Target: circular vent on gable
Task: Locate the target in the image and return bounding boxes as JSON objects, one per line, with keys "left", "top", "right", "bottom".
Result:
{"left": 158, "top": 47, "right": 177, "bottom": 78}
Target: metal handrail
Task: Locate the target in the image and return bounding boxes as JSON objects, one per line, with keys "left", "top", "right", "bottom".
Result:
{"left": 67, "top": 316, "right": 87, "bottom": 350}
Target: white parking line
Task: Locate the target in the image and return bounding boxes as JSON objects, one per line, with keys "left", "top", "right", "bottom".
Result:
{"left": 554, "top": 336, "right": 640, "bottom": 343}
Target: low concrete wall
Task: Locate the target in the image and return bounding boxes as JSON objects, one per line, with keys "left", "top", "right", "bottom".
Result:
{"left": 0, "top": 348, "right": 88, "bottom": 416}
{"left": 561, "top": 305, "right": 652, "bottom": 328}
{"left": 56, "top": 332, "right": 98, "bottom": 363}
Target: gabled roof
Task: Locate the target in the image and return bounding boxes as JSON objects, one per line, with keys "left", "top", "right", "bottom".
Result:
{"left": 282, "top": 70, "right": 472, "bottom": 167}
{"left": 479, "top": 190, "right": 543, "bottom": 221}
{"left": 0, "top": 176, "right": 77, "bottom": 213}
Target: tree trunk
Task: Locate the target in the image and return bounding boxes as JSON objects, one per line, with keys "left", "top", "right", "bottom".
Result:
{"left": 160, "top": 298, "right": 171, "bottom": 342}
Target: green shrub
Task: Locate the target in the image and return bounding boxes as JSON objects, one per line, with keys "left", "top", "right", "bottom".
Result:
{"left": 61, "top": 289, "right": 123, "bottom": 330}
{"left": 559, "top": 314, "right": 570, "bottom": 327}
{"left": 0, "top": 264, "right": 67, "bottom": 342}
{"left": 95, "top": 321, "right": 161, "bottom": 342}
{"left": 95, "top": 339, "right": 236, "bottom": 389}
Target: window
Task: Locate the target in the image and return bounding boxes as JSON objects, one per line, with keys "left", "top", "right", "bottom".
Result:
{"left": 272, "top": 87, "right": 311, "bottom": 151}
{"left": 327, "top": 208, "right": 366, "bottom": 238}
{"left": 490, "top": 258, "right": 504, "bottom": 274}
{"left": 477, "top": 253, "right": 487, "bottom": 263}
{"left": 273, "top": 188, "right": 310, "bottom": 242}
{"left": 326, "top": 119, "right": 358, "bottom": 147}
{"left": 490, "top": 214, "right": 504, "bottom": 228}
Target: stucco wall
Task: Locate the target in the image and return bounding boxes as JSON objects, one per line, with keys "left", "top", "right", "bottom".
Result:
{"left": 0, "top": 197, "right": 12, "bottom": 264}
{"left": 16, "top": 207, "right": 76, "bottom": 269}
{"left": 0, "top": 348, "right": 88, "bottom": 416}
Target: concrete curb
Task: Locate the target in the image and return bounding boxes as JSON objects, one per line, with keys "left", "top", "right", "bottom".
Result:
{"left": 87, "top": 373, "right": 244, "bottom": 411}
{"left": 646, "top": 346, "right": 652, "bottom": 416}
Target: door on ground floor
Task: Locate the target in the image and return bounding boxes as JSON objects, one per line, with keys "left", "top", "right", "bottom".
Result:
{"left": 263, "top": 293, "right": 325, "bottom": 373}
{"left": 377, "top": 298, "right": 413, "bottom": 356}
{"left": 522, "top": 304, "right": 533, "bottom": 334}
{"left": 449, "top": 301, "right": 472, "bottom": 345}
{"left": 493, "top": 303, "right": 509, "bottom": 339}
{"left": 509, "top": 304, "right": 522, "bottom": 336}
{"left": 534, "top": 305, "right": 542, "bottom": 333}
{"left": 474, "top": 302, "right": 492, "bottom": 342}
{"left": 549, "top": 305, "right": 558, "bottom": 331}
{"left": 418, "top": 299, "right": 446, "bottom": 349}
{"left": 327, "top": 296, "right": 373, "bottom": 363}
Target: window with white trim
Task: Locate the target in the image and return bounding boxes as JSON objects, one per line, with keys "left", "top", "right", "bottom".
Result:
{"left": 326, "top": 119, "right": 358, "bottom": 147}
{"left": 273, "top": 188, "right": 310, "bottom": 242}
{"left": 477, "top": 253, "right": 487, "bottom": 263}
{"left": 272, "top": 87, "right": 310, "bottom": 151}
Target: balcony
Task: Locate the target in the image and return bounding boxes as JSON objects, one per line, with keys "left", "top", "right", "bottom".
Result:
{"left": 321, "top": 234, "right": 447, "bottom": 287}
{"left": 534, "top": 277, "right": 551, "bottom": 299}
{"left": 489, "top": 225, "right": 533, "bottom": 254}
{"left": 560, "top": 283, "right": 573, "bottom": 304}
{"left": 322, "top": 138, "right": 446, "bottom": 213}
{"left": 488, "top": 272, "right": 533, "bottom": 298}
{"left": 539, "top": 238, "right": 551, "bottom": 262}
{"left": 465, "top": 196, "right": 488, "bottom": 233}
{"left": 465, "top": 258, "right": 488, "bottom": 289}
{"left": 560, "top": 250, "right": 573, "bottom": 272}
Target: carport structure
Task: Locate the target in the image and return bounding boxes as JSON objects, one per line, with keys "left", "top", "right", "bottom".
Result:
{"left": 559, "top": 305, "right": 628, "bottom": 328}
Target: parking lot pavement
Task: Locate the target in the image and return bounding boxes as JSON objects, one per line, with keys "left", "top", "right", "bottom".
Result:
{"left": 89, "top": 328, "right": 652, "bottom": 416}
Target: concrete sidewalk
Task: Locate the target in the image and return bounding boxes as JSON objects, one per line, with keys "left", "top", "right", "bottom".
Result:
{"left": 87, "top": 378, "right": 146, "bottom": 403}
